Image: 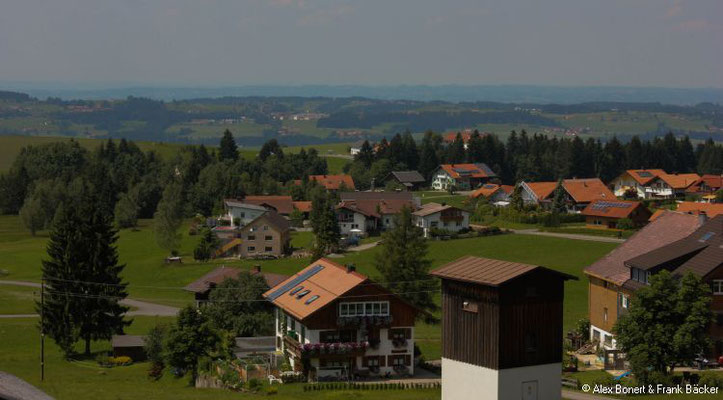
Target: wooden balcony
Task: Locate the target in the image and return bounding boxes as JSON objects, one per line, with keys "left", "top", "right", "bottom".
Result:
{"left": 283, "top": 334, "right": 302, "bottom": 358}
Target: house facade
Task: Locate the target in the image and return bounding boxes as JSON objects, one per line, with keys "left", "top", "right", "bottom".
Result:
{"left": 224, "top": 200, "right": 268, "bottom": 227}
{"left": 643, "top": 173, "right": 700, "bottom": 199}
{"left": 609, "top": 169, "right": 665, "bottom": 199}
{"left": 336, "top": 192, "right": 418, "bottom": 235}
{"left": 264, "top": 259, "right": 418, "bottom": 380}
{"left": 469, "top": 184, "right": 514, "bottom": 204}
{"left": 413, "top": 202, "right": 470, "bottom": 237}
{"left": 431, "top": 163, "right": 497, "bottom": 191}
{"left": 383, "top": 171, "right": 426, "bottom": 191}
{"left": 581, "top": 200, "right": 651, "bottom": 229}
{"left": 236, "top": 212, "right": 291, "bottom": 258}
{"left": 583, "top": 212, "right": 702, "bottom": 351}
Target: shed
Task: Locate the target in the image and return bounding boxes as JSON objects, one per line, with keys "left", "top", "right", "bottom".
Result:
{"left": 111, "top": 335, "right": 147, "bottom": 361}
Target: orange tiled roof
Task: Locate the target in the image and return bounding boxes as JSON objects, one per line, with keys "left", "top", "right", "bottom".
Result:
{"left": 524, "top": 181, "right": 559, "bottom": 200}
{"left": 292, "top": 201, "right": 312, "bottom": 213}
{"left": 263, "top": 258, "right": 368, "bottom": 321}
{"left": 443, "top": 131, "right": 473, "bottom": 143}
{"left": 687, "top": 174, "right": 723, "bottom": 193}
{"left": 623, "top": 169, "right": 666, "bottom": 185}
{"left": 676, "top": 202, "right": 723, "bottom": 218}
{"left": 439, "top": 163, "right": 496, "bottom": 179}
{"left": 244, "top": 195, "right": 294, "bottom": 215}
{"left": 469, "top": 183, "right": 504, "bottom": 199}
{"left": 655, "top": 173, "right": 701, "bottom": 190}
{"left": 581, "top": 200, "right": 645, "bottom": 219}
{"left": 562, "top": 178, "right": 616, "bottom": 203}
{"left": 308, "top": 174, "right": 356, "bottom": 190}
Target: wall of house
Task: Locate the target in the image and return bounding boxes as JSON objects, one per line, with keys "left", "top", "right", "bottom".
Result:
{"left": 520, "top": 184, "right": 539, "bottom": 206}
{"left": 415, "top": 212, "right": 470, "bottom": 237}
{"left": 588, "top": 277, "right": 622, "bottom": 349}
{"left": 338, "top": 211, "right": 371, "bottom": 235}
{"left": 611, "top": 175, "right": 645, "bottom": 199}
{"left": 585, "top": 216, "right": 619, "bottom": 229}
{"left": 238, "top": 220, "right": 287, "bottom": 258}
{"left": 705, "top": 267, "right": 723, "bottom": 359}
{"left": 431, "top": 170, "right": 453, "bottom": 190}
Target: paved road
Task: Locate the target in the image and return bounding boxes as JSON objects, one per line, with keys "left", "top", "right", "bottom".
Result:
{"left": 511, "top": 229, "right": 626, "bottom": 244}
{"left": 346, "top": 241, "right": 381, "bottom": 252}
{"left": 0, "top": 280, "right": 180, "bottom": 317}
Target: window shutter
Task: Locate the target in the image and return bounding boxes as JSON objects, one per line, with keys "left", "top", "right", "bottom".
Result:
{"left": 379, "top": 356, "right": 385, "bottom": 367}
{"left": 404, "top": 355, "right": 411, "bottom": 366}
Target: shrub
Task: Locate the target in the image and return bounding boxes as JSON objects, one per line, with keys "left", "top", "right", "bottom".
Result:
{"left": 265, "top": 386, "right": 278, "bottom": 395}
{"left": 247, "top": 378, "right": 263, "bottom": 391}
{"left": 698, "top": 371, "right": 723, "bottom": 389}
{"left": 615, "top": 218, "right": 634, "bottom": 230}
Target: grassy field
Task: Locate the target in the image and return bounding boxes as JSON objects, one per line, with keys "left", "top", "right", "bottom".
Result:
{"left": 0, "top": 284, "right": 39, "bottom": 314}
{"left": 0, "top": 316, "right": 440, "bottom": 400}
{"left": 417, "top": 191, "right": 470, "bottom": 209}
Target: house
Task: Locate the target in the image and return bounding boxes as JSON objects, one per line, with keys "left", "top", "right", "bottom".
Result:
{"left": 430, "top": 256, "right": 577, "bottom": 400}
{"left": 687, "top": 174, "right": 723, "bottom": 199}
{"left": 442, "top": 130, "right": 474, "bottom": 149}
{"left": 623, "top": 215, "right": 723, "bottom": 359}
{"left": 243, "top": 196, "right": 295, "bottom": 216}
{"left": 581, "top": 200, "right": 651, "bottom": 229}
{"left": 431, "top": 163, "right": 497, "bottom": 191}
{"left": 676, "top": 202, "right": 723, "bottom": 218}
{"left": 224, "top": 199, "right": 268, "bottom": 227}
{"left": 0, "top": 371, "right": 54, "bottom": 400}
{"left": 236, "top": 212, "right": 291, "bottom": 258}
{"left": 185, "top": 265, "right": 289, "bottom": 306}
{"left": 111, "top": 335, "right": 147, "bottom": 361}
{"left": 336, "top": 192, "right": 418, "bottom": 235}
{"left": 609, "top": 169, "right": 666, "bottom": 198}
{"left": 382, "top": 171, "right": 426, "bottom": 191}
{"left": 519, "top": 178, "right": 616, "bottom": 211}
{"left": 349, "top": 140, "right": 366, "bottom": 156}
{"left": 413, "top": 202, "right": 470, "bottom": 237}
{"left": 301, "top": 174, "right": 356, "bottom": 192}
{"left": 263, "top": 258, "right": 419, "bottom": 379}
{"left": 584, "top": 211, "right": 702, "bottom": 351}
{"left": 292, "top": 201, "right": 312, "bottom": 218}
{"left": 469, "top": 183, "right": 514, "bottom": 204}
{"left": 642, "top": 173, "right": 700, "bottom": 199}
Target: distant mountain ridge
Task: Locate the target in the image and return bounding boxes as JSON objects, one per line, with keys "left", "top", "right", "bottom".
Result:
{"left": 2, "top": 84, "right": 723, "bottom": 105}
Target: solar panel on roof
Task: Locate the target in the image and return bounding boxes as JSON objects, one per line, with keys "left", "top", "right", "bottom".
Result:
{"left": 483, "top": 184, "right": 497, "bottom": 189}
{"left": 636, "top": 171, "right": 652, "bottom": 177}
{"left": 266, "top": 264, "right": 325, "bottom": 300}
{"left": 476, "top": 163, "right": 496, "bottom": 176}
{"left": 591, "top": 201, "right": 633, "bottom": 211}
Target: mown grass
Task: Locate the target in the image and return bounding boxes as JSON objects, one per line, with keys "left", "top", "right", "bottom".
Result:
{"left": 0, "top": 284, "right": 39, "bottom": 314}
{"left": 0, "top": 316, "right": 440, "bottom": 400}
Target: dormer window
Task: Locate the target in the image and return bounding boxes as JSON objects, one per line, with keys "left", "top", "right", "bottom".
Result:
{"left": 289, "top": 286, "right": 304, "bottom": 296}
{"left": 296, "top": 290, "right": 311, "bottom": 299}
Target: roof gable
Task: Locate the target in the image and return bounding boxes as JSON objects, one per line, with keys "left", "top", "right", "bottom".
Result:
{"left": 243, "top": 196, "right": 294, "bottom": 214}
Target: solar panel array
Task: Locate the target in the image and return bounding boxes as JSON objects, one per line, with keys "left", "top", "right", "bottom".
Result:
{"left": 476, "top": 163, "right": 496, "bottom": 176}
{"left": 636, "top": 171, "right": 653, "bottom": 177}
{"left": 266, "top": 264, "right": 325, "bottom": 300}
{"left": 483, "top": 184, "right": 497, "bottom": 189}
{"left": 453, "top": 168, "right": 472, "bottom": 176}
{"left": 591, "top": 201, "right": 633, "bottom": 211}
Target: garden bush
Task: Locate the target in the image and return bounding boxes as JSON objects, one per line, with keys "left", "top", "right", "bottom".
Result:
{"left": 698, "top": 371, "right": 723, "bottom": 389}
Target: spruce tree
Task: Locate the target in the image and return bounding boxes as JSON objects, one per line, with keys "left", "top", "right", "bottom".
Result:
{"left": 154, "top": 182, "right": 184, "bottom": 255}
{"left": 446, "top": 133, "right": 466, "bottom": 163}
{"left": 218, "top": 129, "right": 238, "bottom": 161}
{"left": 374, "top": 206, "right": 436, "bottom": 316}
{"left": 310, "top": 189, "right": 340, "bottom": 258}
{"left": 355, "top": 140, "right": 375, "bottom": 167}
{"left": 39, "top": 194, "right": 129, "bottom": 357}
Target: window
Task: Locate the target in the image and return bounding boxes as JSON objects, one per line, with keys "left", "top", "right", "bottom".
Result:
{"left": 240, "top": 212, "right": 245, "bottom": 218}
{"left": 265, "top": 235, "right": 273, "bottom": 241}
{"left": 265, "top": 246, "right": 273, "bottom": 252}
{"left": 248, "top": 235, "right": 256, "bottom": 241}
{"left": 367, "top": 357, "right": 379, "bottom": 367}
{"left": 300, "top": 325, "right": 306, "bottom": 343}
{"left": 618, "top": 293, "right": 630, "bottom": 309}
{"left": 289, "top": 286, "right": 304, "bottom": 296}
{"left": 338, "top": 301, "right": 390, "bottom": 317}
{"left": 305, "top": 295, "right": 320, "bottom": 305}
{"left": 296, "top": 290, "right": 311, "bottom": 299}
{"left": 263, "top": 225, "right": 269, "bottom": 231}
{"left": 248, "top": 246, "right": 256, "bottom": 252}
{"left": 712, "top": 280, "right": 723, "bottom": 295}
{"left": 351, "top": 224, "right": 359, "bottom": 229}
{"left": 631, "top": 268, "right": 649, "bottom": 284}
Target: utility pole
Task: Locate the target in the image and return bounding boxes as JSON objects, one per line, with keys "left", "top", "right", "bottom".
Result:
{"left": 40, "top": 277, "right": 45, "bottom": 381}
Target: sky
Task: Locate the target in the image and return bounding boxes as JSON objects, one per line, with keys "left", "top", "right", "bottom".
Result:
{"left": 0, "top": 0, "right": 722, "bottom": 88}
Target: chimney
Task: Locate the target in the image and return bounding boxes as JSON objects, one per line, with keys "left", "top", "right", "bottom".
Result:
{"left": 697, "top": 211, "right": 708, "bottom": 226}
{"left": 346, "top": 264, "right": 356, "bottom": 273}
{"left": 253, "top": 264, "right": 261, "bottom": 273}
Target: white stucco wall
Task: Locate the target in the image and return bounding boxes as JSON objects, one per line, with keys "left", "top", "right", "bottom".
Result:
{"left": 415, "top": 212, "right": 470, "bottom": 237}
{"left": 442, "top": 358, "right": 561, "bottom": 400}
{"left": 338, "top": 212, "right": 369, "bottom": 235}
{"left": 227, "top": 206, "right": 266, "bottom": 227}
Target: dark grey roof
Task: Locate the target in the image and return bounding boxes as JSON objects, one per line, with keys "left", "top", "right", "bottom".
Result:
{"left": 234, "top": 336, "right": 276, "bottom": 358}
{"left": 224, "top": 200, "right": 268, "bottom": 211}
{"left": 0, "top": 372, "right": 54, "bottom": 400}
{"left": 389, "top": 171, "right": 425, "bottom": 184}
{"left": 111, "top": 335, "right": 146, "bottom": 348}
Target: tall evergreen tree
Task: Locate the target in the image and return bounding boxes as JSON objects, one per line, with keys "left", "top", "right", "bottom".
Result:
{"left": 154, "top": 182, "right": 184, "bottom": 254}
{"left": 218, "top": 129, "right": 238, "bottom": 161}
{"left": 355, "top": 140, "right": 375, "bottom": 167}
{"left": 446, "top": 133, "right": 466, "bottom": 163}
{"left": 418, "top": 131, "right": 441, "bottom": 180}
{"left": 39, "top": 192, "right": 129, "bottom": 356}
{"left": 310, "top": 188, "right": 340, "bottom": 259}
{"left": 374, "top": 206, "right": 436, "bottom": 316}
{"left": 466, "top": 131, "right": 484, "bottom": 163}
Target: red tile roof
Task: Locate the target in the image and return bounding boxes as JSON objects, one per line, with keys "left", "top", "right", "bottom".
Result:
{"left": 244, "top": 195, "right": 294, "bottom": 215}
{"left": 443, "top": 131, "right": 473, "bottom": 143}
{"left": 622, "top": 169, "right": 666, "bottom": 185}
{"left": 308, "top": 174, "right": 356, "bottom": 190}
{"left": 686, "top": 174, "right": 723, "bottom": 193}
{"left": 676, "top": 202, "right": 723, "bottom": 218}
{"left": 469, "top": 184, "right": 505, "bottom": 199}
{"left": 439, "top": 163, "right": 496, "bottom": 179}
{"left": 581, "top": 200, "right": 646, "bottom": 219}
{"left": 524, "top": 178, "right": 615, "bottom": 203}
{"left": 584, "top": 211, "right": 701, "bottom": 285}
{"left": 292, "top": 201, "right": 312, "bottom": 213}
{"left": 337, "top": 198, "right": 415, "bottom": 218}
{"left": 652, "top": 173, "right": 700, "bottom": 190}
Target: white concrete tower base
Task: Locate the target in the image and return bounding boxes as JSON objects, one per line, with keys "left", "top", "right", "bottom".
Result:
{"left": 441, "top": 358, "right": 561, "bottom": 400}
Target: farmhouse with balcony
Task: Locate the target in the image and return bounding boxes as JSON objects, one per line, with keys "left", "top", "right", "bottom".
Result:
{"left": 581, "top": 200, "right": 651, "bottom": 229}
{"left": 642, "top": 173, "right": 700, "bottom": 199}
{"left": 185, "top": 265, "right": 289, "bottom": 306}
{"left": 335, "top": 192, "right": 418, "bottom": 235}
{"left": 431, "top": 163, "right": 497, "bottom": 191}
{"left": 609, "top": 169, "right": 665, "bottom": 198}
{"left": 213, "top": 211, "right": 291, "bottom": 259}
{"left": 583, "top": 211, "right": 702, "bottom": 352}
{"left": 686, "top": 174, "right": 723, "bottom": 200}
{"left": 519, "top": 178, "right": 615, "bottom": 211}
{"left": 413, "top": 202, "right": 470, "bottom": 237}
{"left": 263, "top": 258, "right": 419, "bottom": 380}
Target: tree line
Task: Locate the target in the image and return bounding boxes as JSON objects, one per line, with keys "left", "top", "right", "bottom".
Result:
{"left": 347, "top": 130, "right": 723, "bottom": 190}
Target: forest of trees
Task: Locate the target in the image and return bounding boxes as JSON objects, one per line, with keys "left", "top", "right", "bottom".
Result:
{"left": 1, "top": 129, "right": 721, "bottom": 235}
{"left": 346, "top": 130, "right": 723, "bottom": 191}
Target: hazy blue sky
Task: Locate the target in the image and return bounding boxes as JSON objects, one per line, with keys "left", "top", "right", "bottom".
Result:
{"left": 1, "top": 0, "right": 721, "bottom": 88}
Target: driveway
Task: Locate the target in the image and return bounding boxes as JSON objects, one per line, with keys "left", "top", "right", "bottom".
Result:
{"left": 0, "top": 280, "right": 179, "bottom": 317}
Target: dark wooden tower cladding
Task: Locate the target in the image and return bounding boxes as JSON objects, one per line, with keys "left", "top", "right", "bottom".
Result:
{"left": 431, "top": 256, "right": 577, "bottom": 370}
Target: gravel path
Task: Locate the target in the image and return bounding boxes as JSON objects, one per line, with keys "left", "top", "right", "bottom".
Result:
{"left": 0, "top": 280, "right": 180, "bottom": 317}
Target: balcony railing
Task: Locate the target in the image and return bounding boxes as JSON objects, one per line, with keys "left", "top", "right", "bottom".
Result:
{"left": 300, "top": 342, "right": 368, "bottom": 357}
{"left": 284, "top": 333, "right": 302, "bottom": 358}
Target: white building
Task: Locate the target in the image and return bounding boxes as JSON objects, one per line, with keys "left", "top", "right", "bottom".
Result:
{"left": 224, "top": 200, "right": 268, "bottom": 227}
{"left": 413, "top": 202, "right": 470, "bottom": 237}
